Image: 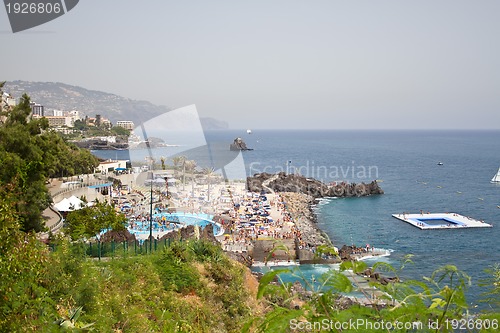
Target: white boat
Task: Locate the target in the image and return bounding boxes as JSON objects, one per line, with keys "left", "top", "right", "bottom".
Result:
{"left": 491, "top": 167, "right": 500, "bottom": 183}
{"left": 246, "top": 129, "right": 252, "bottom": 134}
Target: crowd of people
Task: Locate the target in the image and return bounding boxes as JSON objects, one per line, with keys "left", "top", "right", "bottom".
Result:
{"left": 218, "top": 192, "right": 307, "bottom": 253}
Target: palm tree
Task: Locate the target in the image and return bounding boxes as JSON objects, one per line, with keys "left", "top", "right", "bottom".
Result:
{"left": 160, "top": 156, "right": 166, "bottom": 170}
{"left": 184, "top": 159, "right": 197, "bottom": 195}
{"left": 184, "top": 159, "right": 196, "bottom": 172}
{"left": 172, "top": 155, "right": 187, "bottom": 191}
{"left": 203, "top": 167, "right": 216, "bottom": 202}
{"left": 172, "top": 155, "right": 186, "bottom": 177}
{"left": 171, "top": 156, "right": 182, "bottom": 170}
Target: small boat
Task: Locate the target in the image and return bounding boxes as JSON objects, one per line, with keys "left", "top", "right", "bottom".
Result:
{"left": 491, "top": 167, "right": 500, "bottom": 183}
{"left": 246, "top": 129, "right": 252, "bottom": 134}
{"left": 437, "top": 162, "right": 443, "bottom": 166}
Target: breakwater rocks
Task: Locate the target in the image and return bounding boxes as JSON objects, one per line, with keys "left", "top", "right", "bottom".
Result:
{"left": 247, "top": 172, "right": 383, "bottom": 198}
{"left": 279, "top": 192, "right": 330, "bottom": 248}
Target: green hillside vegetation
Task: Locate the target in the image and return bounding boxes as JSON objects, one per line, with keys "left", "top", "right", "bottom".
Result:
{"left": 1, "top": 225, "right": 256, "bottom": 331}
{"left": 1, "top": 82, "right": 499, "bottom": 332}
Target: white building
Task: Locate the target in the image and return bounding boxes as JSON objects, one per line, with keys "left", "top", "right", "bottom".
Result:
{"left": 95, "top": 160, "right": 129, "bottom": 174}
{"left": 2, "top": 92, "right": 16, "bottom": 108}
{"left": 44, "top": 115, "right": 75, "bottom": 128}
{"left": 116, "top": 120, "right": 135, "bottom": 130}
{"left": 52, "top": 109, "right": 65, "bottom": 117}
{"left": 68, "top": 110, "right": 81, "bottom": 121}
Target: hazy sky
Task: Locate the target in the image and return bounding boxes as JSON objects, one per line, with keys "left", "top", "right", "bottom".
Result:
{"left": 1, "top": 0, "right": 499, "bottom": 129}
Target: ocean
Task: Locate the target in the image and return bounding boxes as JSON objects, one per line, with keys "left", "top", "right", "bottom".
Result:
{"left": 93, "top": 129, "right": 500, "bottom": 308}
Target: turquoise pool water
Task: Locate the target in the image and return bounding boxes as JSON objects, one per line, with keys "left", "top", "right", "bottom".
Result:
{"left": 127, "top": 212, "right": 223, "bottom": 237}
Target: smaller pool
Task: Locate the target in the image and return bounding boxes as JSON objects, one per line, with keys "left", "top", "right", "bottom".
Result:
{"left": 415, "top": 218, "right": 458, "bottom": 226}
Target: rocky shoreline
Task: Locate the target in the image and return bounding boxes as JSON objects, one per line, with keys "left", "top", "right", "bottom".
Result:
{"left": 247, "top": 172, "right": 384, "bottom": 198}
{"left": 247, "top": 172, "right": 384, "bottom": 260}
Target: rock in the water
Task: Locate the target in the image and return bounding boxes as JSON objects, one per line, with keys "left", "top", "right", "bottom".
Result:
{"left": 230, "top": 137, "right": 252, "bottom": 151}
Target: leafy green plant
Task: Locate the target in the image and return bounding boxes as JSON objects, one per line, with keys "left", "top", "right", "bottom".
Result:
{"left": 54, "top": 306, "right": 94, "bottom": 331}
{"left": 252, "top": 259, "right": 491, "bottom": 333}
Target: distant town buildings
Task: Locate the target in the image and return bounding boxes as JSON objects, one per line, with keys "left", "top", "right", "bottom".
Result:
{"left": 31, "top": 108, "right": 81, "bottom": 131}
{"left": 116, "top": 120, "right": 135, "bottom": 130}
{"left": 2, "top": 90, "right": 134, "bottom": 134}
{"left": 86, "top": 115, "right": 111, "bottom": 128}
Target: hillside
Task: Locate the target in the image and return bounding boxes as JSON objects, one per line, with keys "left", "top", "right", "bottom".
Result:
{"left": 3, "top": 80, "right": 229, "bottom": 129}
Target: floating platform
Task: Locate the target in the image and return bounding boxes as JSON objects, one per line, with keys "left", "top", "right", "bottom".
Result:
{"left": 392, "top": 213, "right": 492, "bottom": 230}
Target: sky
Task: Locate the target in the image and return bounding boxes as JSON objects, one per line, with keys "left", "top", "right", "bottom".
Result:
{"left": 1, "top": 0, "right": 499, "bottom": 130}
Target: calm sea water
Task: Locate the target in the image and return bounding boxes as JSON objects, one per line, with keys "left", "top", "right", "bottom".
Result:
{"left": 94, "top": 130, "right": 500, "bottom": 308}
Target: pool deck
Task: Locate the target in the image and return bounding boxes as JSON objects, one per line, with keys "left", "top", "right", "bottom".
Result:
{"left": 392, "top": 212, "right": 492, "bottom": 230}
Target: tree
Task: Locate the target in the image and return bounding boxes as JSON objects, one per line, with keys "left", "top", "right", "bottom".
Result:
{"left": 184, "top": 159, "right": 196, "bottom": 173}
{"left": 64, "top": 200, "right": 127, "bottom": 242}
{"left": 65, "top": 200, "right": 126, "bottom": 260}
{"left": 0, "top": 84, "right": 100, "bottom": 231}
{"left": 160, "top": 156, "right": 167, "bottom": 171}
{"left": 172, "top": 156, "right": 186, "bottom": 175}
{"left": 110, "top": 125, "right": 130, "bottom": 136}
{"left": 0, "top": 93, "right": 51, "bottom": 231}
{"left": 73, "top": 119, "right": 87, "bottom": 131}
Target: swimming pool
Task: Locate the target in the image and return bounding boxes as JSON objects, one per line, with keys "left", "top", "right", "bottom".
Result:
{"left": 127, "top": 212, "right": 223, "bottom": 239}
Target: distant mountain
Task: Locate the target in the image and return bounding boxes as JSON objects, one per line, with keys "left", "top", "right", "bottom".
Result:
{"left": 3, "top": 81, "right": 229, "bottom": 130}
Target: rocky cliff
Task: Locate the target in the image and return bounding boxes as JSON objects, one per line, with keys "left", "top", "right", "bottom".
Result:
{"left": 247, "top": 172, "right": 383, "bottom": 198}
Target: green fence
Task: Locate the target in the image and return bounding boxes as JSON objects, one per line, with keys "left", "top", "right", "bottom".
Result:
{"left": 49, "top": 238, "right": 181, "bottom": 259}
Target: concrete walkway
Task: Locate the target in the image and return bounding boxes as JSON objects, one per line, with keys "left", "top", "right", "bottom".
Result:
{"left": 40, "top": 179, "right": 65, "bottom": 236}
{"left": 41, "top": 176, "right": 112, "bottom": 237}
